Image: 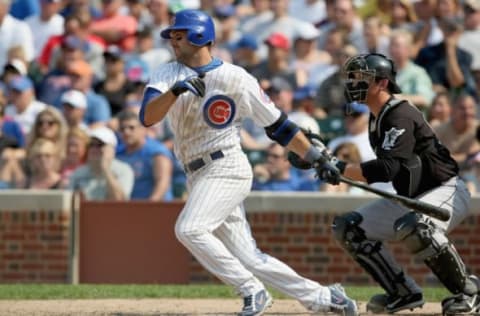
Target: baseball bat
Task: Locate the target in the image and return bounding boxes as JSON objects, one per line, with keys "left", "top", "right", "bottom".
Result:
{"left": 339, "top": 176, "right": 451, "bottom": 221}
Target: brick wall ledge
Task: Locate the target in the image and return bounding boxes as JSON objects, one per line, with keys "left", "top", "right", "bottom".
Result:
{"left": 0, "top": 190, "right": 73, "bottom": 211}
{"left": 245, "top": 191, "right": 480, "bottom": 213}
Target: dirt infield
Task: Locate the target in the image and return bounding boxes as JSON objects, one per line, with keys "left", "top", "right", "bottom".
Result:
{"left": 0, "top": 299, "right": 441, "bottom": 315}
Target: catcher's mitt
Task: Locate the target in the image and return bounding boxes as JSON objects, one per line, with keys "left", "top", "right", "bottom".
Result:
{"left": 287, "top": 129, "right": 326, "bottom": 170}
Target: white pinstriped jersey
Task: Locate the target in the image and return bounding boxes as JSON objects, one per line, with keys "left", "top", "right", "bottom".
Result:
{"left": 146, "top": 60, "right": 281, "bottom": 164}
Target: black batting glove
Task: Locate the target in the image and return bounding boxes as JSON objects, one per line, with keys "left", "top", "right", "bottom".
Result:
{"left": 171, "top": 75, "right": 205, "bottom": 97}
{"left": 314, "top": 156, "right": 346, "bottom": 185}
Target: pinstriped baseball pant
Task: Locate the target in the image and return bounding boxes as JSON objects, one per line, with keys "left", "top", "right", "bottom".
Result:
{"left": 174, "top": 150, "right": 329, "bottom": 309}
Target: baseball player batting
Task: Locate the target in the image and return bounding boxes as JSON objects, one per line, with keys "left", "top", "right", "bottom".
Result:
{"left": 313, "top": 53, "right": 480, "bottom": 315}
{"left": 139, "top": 9, "right": 357, "bottom": 316}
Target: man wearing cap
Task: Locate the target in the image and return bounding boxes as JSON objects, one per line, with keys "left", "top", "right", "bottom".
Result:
{"left": 231, "top": 35, "right": 261, "bottom": 73}
{"left": 458, "top": 0, "right": 480, "bottom": 74}
{"left": 2, "top": 59, "right": 28, "bottom": 84}
{"left": 0, "top": 0, "right": 34, "bottom": 69}
{"left": 250, "top": 32, "right": 297, "bottom": 89}
{"left": 4, "top": 76, "right": 47, "bottom": 135}
{"left": 289, "top": 85, "right": 320, "bottom": 135}
{"left": 67, "top": 59, "right": 112, "bottom": 127}
{"left": 25, "top": 0, "right": 64, "bottom": 58}
{"left": 61, "top": 89, "right": 89, "bottom": 131}
{"left": 69, "top": 126, "right": 134, "bottom": 201}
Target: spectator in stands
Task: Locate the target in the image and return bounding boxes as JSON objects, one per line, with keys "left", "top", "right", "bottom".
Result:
{"left": 27, "top": 106, "right": 68, "bottom": 158}
{"left": 213, "top": 4, "right": 242, "bottom": 52}
{"left": 25, "top": 0, "right": 64, "bottom": 59}
{"left": 69, "top": 126, "right": 134, "bottom": 201}
{"left": 0, "top": 0, "right": 35, "bottom": 69}
{"left": 289, "top": 85, "right": 321, "bottom": 135}
{"left": 239, "top": 0, "right": 272, "bottom": 35}
{"left": 411, "top": 0, "right": 444, "bottom": 56}
{"left": 252, "top": 142, "right": 301, "bottom": 191}
{"left": 458, "top": 0, "right": 480, "bottom": 74}
{"left": 22, "top": 138, "right": 62, "bottom": 189}
{"left": 316, "top": 44, "right": 358, "bottom": 118}
{"left": 327, "top": 102, "right": 375, "bottom": 162}
{"left": 90, "top": 0, "right": 138, "bottom": 52}
{"left": 288, "top": 0, "right": 327, "bottom": 26}
{"left": 231, "top": 34, "right": 261, "bottom": 73}
{"left": 389, "top": 29, "right": 435, "bottom": 110}
{"left": 116, "top": 111, "right": 174, "bottom": 201}
{"left": 37, "top": 35, "right": 90, "bottom": 107}
{"left": 125, "top": 0, "right": 152, "bottom": 32}
{"left": 66, "top": 59, "right": 112, "bottom": 127}
{"left": 427, "top": 91, "right": 452, "bottom": 127}
{"left": 434, "top": 93, "right": 480, "bottom": 171}
{"left": 4, "top": 76, "right": 47, "bottom": 135}
{"left": 147, "top": 0, "right": 174, "bottom": 50}
{"left": 320, "top": 142, "right": 364, "bottom": 194}
{"left": 247, "top": 0, "right": 307, "bottom": 48}
{"left": 317, "top": 0, "right": 368, "bottom": 53}
{"left": 60, "top": 0, "right": 101, "bottom": 19}
{"left": 363, "top": 15, "right": 389, "bottom": 55}
{"left": 60, "top": 127, "right": 89, "bottom": 188}
{"left": 0, "top": 85, "right": 24, "bottom": 150}
{"left": 291, "top": 22, "right": 332, "bottom": 87}
{"left": 265, "top": 76, "right": 294, "bottom": 114}
{"left": 39, "top": 13, "right": 106, "bottom": 77}
{"left": 61, "top": 89, "right": 89, "bottom": 132}
{"left": 389, "top": 0, "right": 418, "bottom": 32}
{"left": 415, "top": 16, "right": 477, "bottom": 98}
{"left": 250, "top": 32, "right": 297, "bottom": 89}
{"left": 94, "top": 45, "right": 135, "bottom": 116}
{"left": 132, "top": 27, "right": 172, "bottom": 72}
{"left": 2, "top": 59, "right": 28, "bottom": 84}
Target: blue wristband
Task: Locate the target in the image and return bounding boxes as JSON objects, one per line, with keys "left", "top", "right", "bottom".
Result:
{"left": 304, "top": 145, "right": 323, "bottom": 163}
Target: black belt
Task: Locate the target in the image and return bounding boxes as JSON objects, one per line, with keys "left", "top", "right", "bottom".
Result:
{"left": 186, "top": 150, "right": 224, "bottom": 173}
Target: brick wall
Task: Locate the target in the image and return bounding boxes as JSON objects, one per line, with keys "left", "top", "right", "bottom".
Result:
{"left": 0, "top": 191, "right": 73, "bottom": 284}
{"left": 190, "top": 194, "right": 480, "bottom": 286}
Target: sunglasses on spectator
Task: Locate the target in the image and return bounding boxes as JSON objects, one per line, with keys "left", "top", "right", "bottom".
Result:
{"left": 37, "top": 119, "right": 57, "bottom": 127}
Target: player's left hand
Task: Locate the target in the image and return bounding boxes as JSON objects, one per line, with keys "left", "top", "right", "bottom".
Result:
{"left": 171, "top": 75, "right": 206, "bottom": 97}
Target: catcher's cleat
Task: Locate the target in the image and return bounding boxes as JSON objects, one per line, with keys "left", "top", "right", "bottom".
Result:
{"left": 327, "top": 284, "right": 358, "bottom": 316}
{"left": 442, "top": 275, "right": 480, "bottom": 315}
{"left": 366, "top": 292, "right": 424, "bottom": 313}
{"left": 238, "top": 289, "right": 272, "bottom": 316}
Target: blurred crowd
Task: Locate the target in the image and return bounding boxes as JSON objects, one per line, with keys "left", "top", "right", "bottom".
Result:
{"left": 0, "top": 0, "right": 479, "bottom": 200}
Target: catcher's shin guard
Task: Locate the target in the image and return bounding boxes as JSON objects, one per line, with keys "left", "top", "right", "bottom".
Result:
{"left": 394, "top": 212, "right": 478, "bottom": 295}
{"left": 332, "top": 212, "right": 416, "bottom": 297}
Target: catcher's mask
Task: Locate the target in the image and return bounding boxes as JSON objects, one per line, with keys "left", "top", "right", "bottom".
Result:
{"left": 342, "top": 53, "right": 401, "bottom": 114}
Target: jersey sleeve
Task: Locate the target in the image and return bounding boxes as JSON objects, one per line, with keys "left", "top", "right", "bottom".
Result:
{"left": 240, "top": 73, "right": 281, "bottom": 127}
{"left": 361, "top": 114, "right": 415, "bottom": 183}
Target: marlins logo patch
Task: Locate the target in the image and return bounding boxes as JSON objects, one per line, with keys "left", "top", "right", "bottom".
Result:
{"left": 203, "top": 95, "right": 236, "bottom": 129}
{"left": 382, "top": 127, "right": 405, "bottom": 150}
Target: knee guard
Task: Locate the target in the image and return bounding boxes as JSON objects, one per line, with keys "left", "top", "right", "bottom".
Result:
{"left": 394, "top": 212, "right": 477, "bottom": 295}
{"left": 333, "top": 212, "right": 412, "bottom": 296}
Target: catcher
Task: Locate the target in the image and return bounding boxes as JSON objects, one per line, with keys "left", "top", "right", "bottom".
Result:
{"left": 289, "top": 53, "right": 480, "bottom": 315}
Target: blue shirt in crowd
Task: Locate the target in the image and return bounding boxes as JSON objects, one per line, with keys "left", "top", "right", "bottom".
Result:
{"left": 117, "top": 137, "right": 174, "bottom": 201}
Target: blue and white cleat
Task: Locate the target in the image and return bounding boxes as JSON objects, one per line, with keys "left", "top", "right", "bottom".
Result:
{"left": 238, "top": 289, "right": 273, "bottom": 316}
{"left": 328, "top": 284, "right": 358, "bottom": 316}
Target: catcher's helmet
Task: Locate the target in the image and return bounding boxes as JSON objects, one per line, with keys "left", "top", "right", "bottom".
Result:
{"left": 161, "top": 9, "right": 215, "bottom": 46}
{"left": 342, "top": 53, "right": 401, "bottom": 109}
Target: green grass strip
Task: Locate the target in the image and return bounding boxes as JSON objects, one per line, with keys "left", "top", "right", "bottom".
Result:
{"left": 0, "top": 284, "right": 449, "bottom": 301}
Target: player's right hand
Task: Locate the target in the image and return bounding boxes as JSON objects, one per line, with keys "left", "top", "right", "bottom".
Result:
{"left": 171, "top": 75, "right": 205, "bottom": 97}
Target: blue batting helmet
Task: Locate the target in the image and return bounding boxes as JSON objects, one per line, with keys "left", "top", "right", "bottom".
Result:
{"left": 160, "top": 9, "right": 215, "bottom": 46}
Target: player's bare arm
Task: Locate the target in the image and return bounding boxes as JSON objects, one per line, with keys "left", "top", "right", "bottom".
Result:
{"left": 141, "top": 90, "right": 178, "bottom": 126}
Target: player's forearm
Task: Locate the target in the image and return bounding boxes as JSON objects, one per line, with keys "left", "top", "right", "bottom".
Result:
{"left": 142, "top": 92, "right": 177, "bottom": 126}
{"left": 285, "top": 130, "right": 318, "bottom": 158}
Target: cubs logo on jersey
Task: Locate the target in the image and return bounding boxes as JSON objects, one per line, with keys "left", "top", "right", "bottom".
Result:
{"left": 203, "top": 95, "right": 236, "bottom": 129}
